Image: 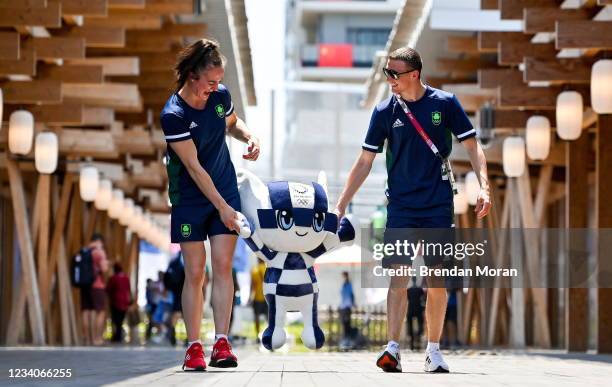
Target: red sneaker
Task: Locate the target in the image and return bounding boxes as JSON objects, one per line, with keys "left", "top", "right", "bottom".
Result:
{"left": 182, "top": 342, "right": 206, "bottom": 372}
{"left": 209, "top": 337, "right": 238, "bottom": 368}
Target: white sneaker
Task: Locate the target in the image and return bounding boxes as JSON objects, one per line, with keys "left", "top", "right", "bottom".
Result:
{"left": 376, "top": 344, "right": 402, "bottom": 372}
{"left": 424, "top": 349, "right": 449, "bottom": 373}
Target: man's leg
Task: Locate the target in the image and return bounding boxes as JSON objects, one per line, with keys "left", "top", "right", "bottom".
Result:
{"left": 387, "top": 273, "right": 410, "bottom": 342}
{"left": 425, "top": 287, "right": 447, "bottom": 343}
{"left": 81, "top": 310, "right": 92, "bottom": 345}
{"left": 94, "top": 310, "right": 106, "bottom": 345}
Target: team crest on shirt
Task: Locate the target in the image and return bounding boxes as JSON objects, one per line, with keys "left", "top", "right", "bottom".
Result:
{"left": 432, "top": 111, "right": 442, "bottom": 126}
{"left": 215, "top": 104, "right": 225, "bottom": 118}
{"left": 181, "top": 224, "right": 192, "bottom": 238}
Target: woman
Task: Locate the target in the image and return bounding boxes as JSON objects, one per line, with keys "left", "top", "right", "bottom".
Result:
{"left": 160, "top": 38, "right": 260, "bottom": 371}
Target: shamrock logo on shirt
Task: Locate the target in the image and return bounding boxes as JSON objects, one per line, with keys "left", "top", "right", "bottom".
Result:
{"left": 432, "top": 111, "right": 442, "bottom": 126}
{"left": 215, "top": 104, "right": 225, "bottom": 118}
{"left": 181, "top": 224, "right": 192, "bottom": 238}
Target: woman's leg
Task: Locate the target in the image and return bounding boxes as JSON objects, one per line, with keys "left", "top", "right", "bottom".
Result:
{"left": 180, "top": 241, "right": 207, "bottom": 342}
{"left": 209, "top": 234, "right": 237, "bottom": 336}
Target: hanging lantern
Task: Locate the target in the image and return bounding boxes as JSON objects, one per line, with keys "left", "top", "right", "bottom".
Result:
{"left": 79, "top": 166, "right": 99, "bottom": 202}
{"left": 119, "top": 198, "right": 134, "bottom": 226}
{"left": 94, "top": 179, "right": 112, "bottom": 210}
{"left": 591, "top": 60, "right": 612, "bottom": 114}
{"left": 465, "top": 171, "right": 480, "bottom": 206}
{"left": 130, "top": 206, "right": 143, "bottom": 233}
{"left": 526, "top": 116, "right": 551, "bottom": 160}
{"left": 503, "top": 136, "right": 526, "bottom": 177}
{"left": 454, "top": 182, "right": 468, "bottom": 215}
{"left": 108, "top": 189, "right": 124, "bottom": 219}
{"left": 8, "top": 110, "right": 34, "bottom": 155}
{"left": 556, "top": 91, "right": 583, "bottom": 140}
{"left": 34, "top": 132, "right": 58, "bottom": 174}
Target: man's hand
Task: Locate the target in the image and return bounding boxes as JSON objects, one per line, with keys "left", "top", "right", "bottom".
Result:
{"left": 475, "top": 187, "right": 491, "bottom": 219}
{"left": 243, "top": 137, "right": 260, "bottom": 161}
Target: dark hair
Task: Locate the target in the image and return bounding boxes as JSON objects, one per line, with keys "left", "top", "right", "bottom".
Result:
{"left": 114, "top": 262, "right": 123, "bottom": 273}
{"left": 91, "top": 233, "right": 105, "bottom": 245}
{"left": 175, "top": 38, "right": 226, "bottom": 91}
{"left": 388, "top": 46, "right": 423, "bottom": 79}
{"left": 342, "top": 271, "right": 349, "bottom": 277}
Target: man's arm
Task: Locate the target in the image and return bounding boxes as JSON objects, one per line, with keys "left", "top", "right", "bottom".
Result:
{"left": 334, "top": 150, "right": 377, "bottom": 219}
{"left": 461, "top": 137, "right": 492, "bottom": 218}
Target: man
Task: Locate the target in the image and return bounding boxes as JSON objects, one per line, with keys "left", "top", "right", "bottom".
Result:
{"left": 339, "top": 271, "right": 355, "bottom": 341}
{"left": 106, "top": 262, "right": 132, "bottom": 343}
{"left": 334, "top": 47, "right": 491, "bottom": 373}
{"left": 80, "top": 233, "right": 109, "bottom": 346}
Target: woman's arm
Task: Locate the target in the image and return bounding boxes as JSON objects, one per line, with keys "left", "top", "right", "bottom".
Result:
{"left": 169, "top": 139, "right": 240, "bottom": 232}
{"left": 226, "top": 112, "right": 260, "bottom": 161}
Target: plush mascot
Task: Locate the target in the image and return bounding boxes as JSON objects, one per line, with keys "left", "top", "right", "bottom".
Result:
{"left": 234, "top": 169, "right": 356, "bottom": 350}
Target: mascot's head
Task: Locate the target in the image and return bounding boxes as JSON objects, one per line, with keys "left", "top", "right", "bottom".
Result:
{"left": 237, "top": 170, "right": 338, "bottom": 253}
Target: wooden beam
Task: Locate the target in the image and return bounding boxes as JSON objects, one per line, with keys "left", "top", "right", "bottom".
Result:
{"left": 556, "top": 20, "right": 612, "bottom": 50}
{"left": 84, "top": 11, "right": 162, "bottom": 30}
{"left": 498, "top": 85, "right": 590, "bottom": 110}
{"left": 446, "top": 36, "right": 479, "bottom": 54}
{"left": 38, "top": 63, "right": 104, "bottom": 83}
{"left": 0, "top": 0, "right": 47, "bottom": 7}
{"left": 498, "top": 41, "right": 557, "bottom": 66}
{"left": 59, "top": 128, "right": 119, "bottom": 158}
{"left": 61, "top": 26, "right": 125, "bottom": 48}
{"left": 523, "top": 57, "right": 592, "bottom": 84}
{"left": 109, "top": 0, "right": 193, "bottom": 15}
{"left": 108, "top": 0, "right": 146, "bottom": 9}
{"left": 0, "top": 44, "right": 36, "bottom": 77}
{"left": 82, "top": 107, "right": 115, "bottom": 126}
{"left": 127, "top": 23, "right": 207, "bottom": 39}
{"left": 597, "top": 115, "right": 612, "bottom": 353}
{"left": 61, "top": 0, "right": 107, "bottom": 16}
{"left": 437, "top": 57, "right": 498, "bottom": 73}
{"left": 478, "top": 68, "right": 524, "bottom": 88}
{"left": 6, "top": 158, "right": 45, "bottom": 345}
{"left": 524, "top": 7, "right": 592, "bottom": 34}
{"left": 478, "top": 32, "right": 531, "bottom": 52}
{"left": 481, "top": 0, "right": 498, "bottom": 9}
{"left": 0, "top": 80, "right": 62, "bottom": 104}
{"left": 36, "top": 174, "right": 50, "bottom": 322}
{"left": 114, "top": 128, "right": 155, "bottom": 155}
{"left": 4, "top": 103, "right": 84, "bottom": 125}
{"left": 486, "top": 109, "right": 557, "bottom": 129}
{"left": 112, "top": 70, "right": 175, "bottom": 89}
{"left": 138, "top": 50, "right": 179, "bottom": 71}
{"left": 0, "top": 1, "right": 61, "bottom": 27}
{"left": 0, "top": 31, "right": 19, "bottom": 60}
{"left": 32, "top": 36, "right": 86, "bottom": 60}
{"left": 598, "top": 0, "right": 612, "bottom": 4}
{"left": 499, "top": 0, "right": 557, "bottom": 20}
{"left": 62, "top": 82, "right": 141, "bottom": 110}
{"left": 67, "top": 56, "right": 139, "bottom": 76}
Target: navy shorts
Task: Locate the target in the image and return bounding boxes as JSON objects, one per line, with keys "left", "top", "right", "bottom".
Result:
{"left": 383, "top": 212, "right": 455, "bottom": 268}
{"left": 170, "top": 194, "right": 241, "bottom": 243}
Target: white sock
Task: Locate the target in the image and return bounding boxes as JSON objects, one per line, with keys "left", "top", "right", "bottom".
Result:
{"left": 387, "top": 340, "right": 400, "bottom": 352}
{"left": 188, "top": 339, "right": 201, "bottom": 347}
{"left": 426, "top": 342, "right": 440, "bottom": 352}
{"left": 215, "top": 334, "right": 228, "bottom": 342}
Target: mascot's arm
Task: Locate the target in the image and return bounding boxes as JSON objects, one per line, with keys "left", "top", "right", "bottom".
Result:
{"left": 235, "top": 212, "right": 277, "bottom": 262}
{"left": 305, "top": 217, "right": 357, "bottom": 258}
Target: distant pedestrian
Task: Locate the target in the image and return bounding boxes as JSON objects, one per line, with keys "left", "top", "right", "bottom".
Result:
{"left": 106, "top": 262, "right": 132, "bottom": 343}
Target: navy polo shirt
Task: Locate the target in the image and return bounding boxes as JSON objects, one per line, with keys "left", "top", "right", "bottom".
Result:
{"left": 160, "top": 84, "right": 237, "bottom": 207}
{"left": 362, "top": 86, "right": 476, "bottom": 217}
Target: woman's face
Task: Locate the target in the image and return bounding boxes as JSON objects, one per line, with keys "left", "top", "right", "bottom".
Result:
{"left": 189, "top": 65, "right": 225, "bottom": 101}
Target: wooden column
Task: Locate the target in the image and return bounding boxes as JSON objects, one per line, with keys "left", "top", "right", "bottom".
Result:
{"left": 509, "top": 178, "right": 526, "bottom": 348}
{"left": 565, "top": 134, "right": 590, "bottom": 352}
{"left": 596, "top": 115, "right": 612, "bottom": 353}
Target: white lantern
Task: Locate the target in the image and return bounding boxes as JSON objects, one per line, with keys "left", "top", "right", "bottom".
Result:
{"left": 591, "top": 60, "right": 612, "bottom": 114}
{"left": 108, "top": 189, "right": 124, "bottom": 219}
{"left": 94, "top": 179, "right": 112, "bottom": 210}
{"left": 503, "top": 136, "right": 526, "bottom": 177}
{"left": 130, "top": 206, "right": 143, "bottom": 232}
{"left": 119, "top": 198, "right": 134, "bottom": 226}
{"left": 556, "top": 91, "right": 583, "bottom": 140}
{"left": 465, "top": 171, "right": 480, "bottom": 206}
{"left": 79, "top": 166, "right": 99, "bottom": 202}
{"left": 454, "top": 182, "right": 468, "bottom": 215}
{"left": 34, "top": 132, "right": 58, "bottom": 174}
{"left": 8, "top": 110, "right": 34, "bottom": 155}
{"left": 526, "top": 116, "right": 551, "bottom": 160}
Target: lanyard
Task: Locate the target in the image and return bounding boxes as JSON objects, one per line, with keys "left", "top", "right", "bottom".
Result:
{"left": 394, "top": 94, "right": 458, "bottom": 195}
{"left": 395, "top": 94, "right": 442, "bottom": 159}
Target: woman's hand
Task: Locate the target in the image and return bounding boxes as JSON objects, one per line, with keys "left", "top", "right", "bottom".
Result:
{"left": 219, "top": 203, "right": 240, "bottom": 232}
{"left": 243, "top": 136, "right": 260, "bottom": 161}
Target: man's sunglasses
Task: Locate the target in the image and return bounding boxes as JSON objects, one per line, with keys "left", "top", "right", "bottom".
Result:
{"left": 382, "top": 67, "right": 417, "bottom": 80}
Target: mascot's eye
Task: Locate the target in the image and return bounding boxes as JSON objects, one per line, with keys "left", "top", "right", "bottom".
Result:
{"left": 276, "top": 210, "right": 294, "bottom": 230}
{"left": 312, "top": 212, "right": 325, "bottom": 232}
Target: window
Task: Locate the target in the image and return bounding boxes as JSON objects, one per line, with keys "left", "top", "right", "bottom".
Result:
{"left": 346, "top": 28, "right": 391, "bottom": 46}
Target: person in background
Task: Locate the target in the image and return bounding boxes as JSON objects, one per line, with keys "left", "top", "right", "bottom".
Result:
{"left": 164, "top": 253, "right": 186, "bottom": 346}
{"left": 339, "top": 271, "right": 355, "bottom": 341}
{"left": 406, "top": 278, "right": 425, "bottom": 350}
{"left": 106, "top": 262, "right": 132, "bottom": 343}
{"left": 442, "top": 288, "right": 460, "bottom": 349}
{"left": 249, "top": 258, "right": 267, "bottom": 343}
{"left": 145, "top": 278, "right": 157, "bottom": 341}
{"left": 80, "top": 233, "right": 109, "bottom": 346}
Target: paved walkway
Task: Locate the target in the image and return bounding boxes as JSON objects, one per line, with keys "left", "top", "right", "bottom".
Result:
{"left": 1, "top": 346, "right": 611, "bottom": 387}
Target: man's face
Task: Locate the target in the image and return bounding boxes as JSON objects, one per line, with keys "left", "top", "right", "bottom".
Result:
{"left": 384, "top": 59, "right": 419, "bottom": 94}
{"left": 190, "top": 65, "right": 225, "bottom": 101}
